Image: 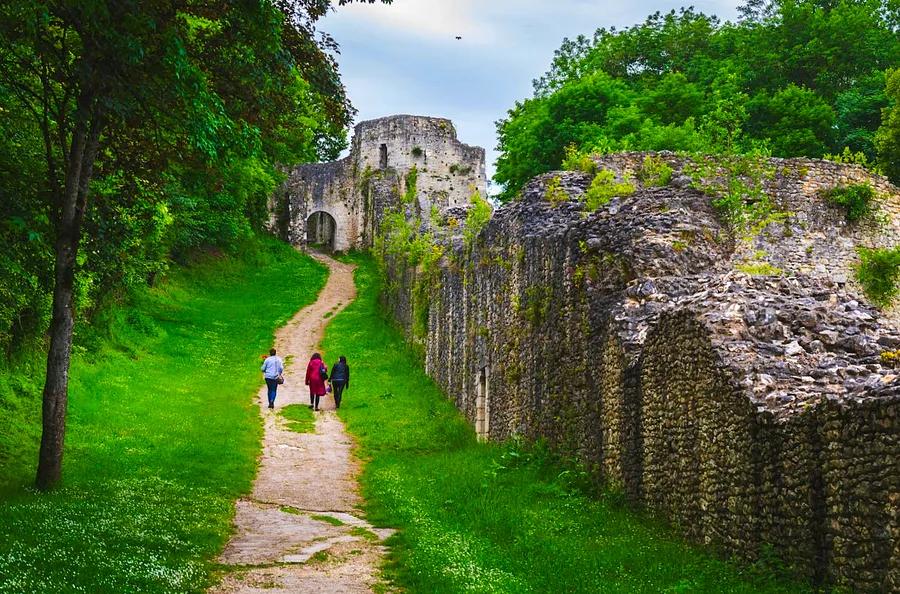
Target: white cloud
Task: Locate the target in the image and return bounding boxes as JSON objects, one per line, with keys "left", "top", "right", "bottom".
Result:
{"left": 326, "top": 0, "right": 494, "bottom": 45}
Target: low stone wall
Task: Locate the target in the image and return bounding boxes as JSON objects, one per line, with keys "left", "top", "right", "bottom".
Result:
{"left": 378, "top": 155, "right": 900, "bottom": 591}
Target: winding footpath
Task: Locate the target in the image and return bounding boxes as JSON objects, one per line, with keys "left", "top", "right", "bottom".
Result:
{"left": 212, "top": 253, "right": 393, "bottom": 594}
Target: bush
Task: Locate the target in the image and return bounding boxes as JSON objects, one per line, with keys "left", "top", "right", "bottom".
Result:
{"left": 856, "top": 246, "right": 900, "bottom": 307}
{"left": 823, "top": 183, "right": 877, "bottom": 222}
{"left": 584, "top": 170, "right": 635, "bottom": 210}
{"left": 544, "top": 176, "right": 569, "bottom": 205}
{"left": 463, "top": 190, "right": 492, "bottom": 252}
{"left": 561, "top": 145, "right": 598, "bottom": 175}
{"left": 637, "top": 155, "right": 673, "bottom": 187}
{"left": 823, "top": 147, "right": 882, "bottom": 173}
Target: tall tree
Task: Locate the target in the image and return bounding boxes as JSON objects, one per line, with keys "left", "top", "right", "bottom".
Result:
{"left": 0, "top": 0, "right": 388, "bottom": 491}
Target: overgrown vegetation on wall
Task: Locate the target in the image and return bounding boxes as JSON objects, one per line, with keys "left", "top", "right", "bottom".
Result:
{"left": 823, "top": 183, "right": 879, "bottom": 222}
{"left": 324, "top": 254, "right": 809, "bottom": 594}
{"left": 494, "top": 0, "right": 900, "bottom": 200}
{"left": 856, "top": 246, "right": 900, "bottom": 307}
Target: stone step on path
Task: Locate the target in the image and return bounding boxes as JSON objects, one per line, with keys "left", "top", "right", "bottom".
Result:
{"left": 210, "top": 253, "right": 394, "bottom": 594}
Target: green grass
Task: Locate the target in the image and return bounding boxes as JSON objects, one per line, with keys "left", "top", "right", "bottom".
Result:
{"left": 280, "top": 403, "right": 317, "bottom": 433}
{"left": 311, "top": 514, "right": 345, "bottom": 526}
{"left": 321, "top": 253, "right": 810, "bottom": 594}
{"left": 0, "top": 235, "right": 327, "bottom": 593}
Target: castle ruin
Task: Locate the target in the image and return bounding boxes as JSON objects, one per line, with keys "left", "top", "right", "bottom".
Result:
{"left": 271, "top": 115, "right": 486, "bottom": 251}
{"left": 273, "top": 116, "right": 900, "bottom": 591}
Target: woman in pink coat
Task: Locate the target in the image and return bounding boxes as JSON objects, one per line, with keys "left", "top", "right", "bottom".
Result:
{"left": 305, "top": 352, "right": 328, "bottom": 411}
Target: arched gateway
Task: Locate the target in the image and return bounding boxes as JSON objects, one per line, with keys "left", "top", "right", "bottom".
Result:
{"left": 306, "top": 211, "right": 336, "bottom": 250}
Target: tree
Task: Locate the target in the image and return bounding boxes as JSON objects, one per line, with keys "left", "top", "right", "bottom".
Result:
{"left": 747, "top": 84, "right": 835, "bottom": 156}
{"left": 0, "top": 0, "right": 389, "bottom": 491}
{"left": 875, "top": 68, "right": 900, "bottom": 183}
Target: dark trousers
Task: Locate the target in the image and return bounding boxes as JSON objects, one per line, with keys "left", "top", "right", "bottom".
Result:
{"left": 265, "top": 378, "right": 278, "bottom": 406}
{"left": 331, "top": 381, "right": 346, "bottom": 408}
{"left": 310, "top": 391, "right": 320, "bottom": 409}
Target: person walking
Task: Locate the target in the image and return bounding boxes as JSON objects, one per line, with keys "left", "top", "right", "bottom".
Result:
{"left": 260, "top": 348, "right": 284, "bottom": 409}
{"left": 329, "top": 356, "right": 350, "bottom": 409}
{"left": 305, "top": 353, "right": 327, "bottom": 411}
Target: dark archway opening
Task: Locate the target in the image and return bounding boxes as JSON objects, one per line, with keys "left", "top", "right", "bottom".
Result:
{"left": 306, "top": 211, "right": 337, "bottom": 251}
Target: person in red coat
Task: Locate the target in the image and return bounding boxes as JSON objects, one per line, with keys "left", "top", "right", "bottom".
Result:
{"left": 305, "top": 352, "right": 328, "bottom": 411}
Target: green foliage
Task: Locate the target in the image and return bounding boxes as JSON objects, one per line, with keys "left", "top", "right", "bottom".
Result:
{"left": 0, "top": 0, "right": 371, "bottom": 356}
{"left": 584, "top": 170, "right": 635, "bottom": 210}
{"left": 856, "top": 246, "right": 900, "bottom": 308}
{"left": 448, "top": 163, "right": 473, "bottom": 175}
{"left": 638, "top": 155, "right": 673, "bottom": 186}
{"left": 561, "top": 145, "right": 598, "bottom": 175}
{"left": 544, "top": 176, "right": 570, "bottom": 205}
{"left": 881, "top": 349, "right": 900, "bottom": 366}
{"left": 402, "top": 165, "right": 418, "bottom": 204}
{"left": 685, "top": 153, "right": 782, "bottom": 239}
{"left": 520, "top": 285, "right": 553, "bottom": 327}
{"left": 736, "top": 261, "right": 784, "bottom": 276}
{"left": 824, "top": 147, "right": 882, "bottom": 173}
{"left": 495, "top": 2, "right": 900, "bottom": 198}
{"left": 0, "top": 236, "right": 327, "bottom": 590}
{"left": 463, "top": 190, "right": 493, "bottom": 252}
{"left": 411, "top": 146, "right": 423, "bottom": 158}
{"left": 321, "top": 253, "right": 811, "bottom": 594}
{"left": 746, "top": 84, "right": 835, "bottom": 157}
{"left": 875, "top": 68, "right": 900, "bottom": 184}
{"left": 822, "top": 184, "right": 878, "bottom": 223}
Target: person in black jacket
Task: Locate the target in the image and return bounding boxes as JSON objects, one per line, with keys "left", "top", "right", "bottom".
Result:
{"left": 329, "top": 356, "right": 350, "bottom": 409}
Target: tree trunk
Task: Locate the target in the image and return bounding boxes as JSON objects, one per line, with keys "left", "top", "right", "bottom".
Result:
{"left": 35, "top": 89, "right": 103, "bottom": 491}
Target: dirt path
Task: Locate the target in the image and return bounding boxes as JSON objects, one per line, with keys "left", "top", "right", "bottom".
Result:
{"left": 211, "top": 253, "right": 392, "bottom": 594}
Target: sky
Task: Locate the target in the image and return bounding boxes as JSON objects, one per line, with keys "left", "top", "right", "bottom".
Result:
{"left": 320, "top": 0, "right": 741, "bottom": 189}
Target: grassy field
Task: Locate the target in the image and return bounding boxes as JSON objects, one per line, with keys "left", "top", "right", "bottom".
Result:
{"left": 0, "top": 236, "right": 327, "bottom": 593}
{"left": 321, "top": 253, "right": 810, "bottom": 594}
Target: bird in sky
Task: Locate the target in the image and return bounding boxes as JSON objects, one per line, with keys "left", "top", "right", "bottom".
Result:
{"left": 455, "top": 35, "right": 462, "bottom": 40}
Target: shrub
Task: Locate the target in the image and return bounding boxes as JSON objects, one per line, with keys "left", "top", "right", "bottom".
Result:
{"left": 463, "top": 190, "right": 492, "bottom": 252}
{"left": 584, "top": 170, "right": 635, "bottom": 211}
{"left": 856, "top": 246, "right": 900, "bottom": 307}
{"left": 824, "top": 147, "right": 882, "bottom": 173}
{"left": 736, "top": 261, "right": 783, "bottom": 275}
{"left": 637, "top": 155, "right": 673, "bottom": 187}
{"left": 823, "top": 183, "right": 877, "bottom": 222}
{"left": 411, "top": 146, "right": 423, "bottom": 158}
{"left": 561, "top": 145, "right": 598, "bottom": 175}
{"left": 544, "top": 176, "right": 569, "bottom": 205}
{"left": 449, "top": 163, "right": 473, "bottom": 175}
{"left": 403, "top": 165, "right": 418, "bottom": 204}
{"left": 881, "top": 349, "right": 900, "bottom": 366}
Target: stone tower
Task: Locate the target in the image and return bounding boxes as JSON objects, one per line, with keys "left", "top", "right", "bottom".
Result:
{"left": 272, "top": 115, "right": 487, "bottom": 251}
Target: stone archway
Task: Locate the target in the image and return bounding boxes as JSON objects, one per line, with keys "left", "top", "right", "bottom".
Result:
{"left": 306, "top": 211, "right": 337, "bottom": 251}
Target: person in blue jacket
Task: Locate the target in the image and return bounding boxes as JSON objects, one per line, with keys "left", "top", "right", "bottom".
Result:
{"left": 260, "top": 348, "right": 284, "bottom": 409}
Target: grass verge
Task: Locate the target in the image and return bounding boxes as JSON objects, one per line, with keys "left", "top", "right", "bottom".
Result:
{"left": 321, "top": 253, "right": 809, "bottom": 594}
{"left": 0, "top": 235, "right": 327, "bottom": 593}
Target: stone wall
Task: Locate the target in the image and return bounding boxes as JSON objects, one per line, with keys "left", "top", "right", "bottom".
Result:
{"left": 379, "top": 155, "right": 900, "bottom": 591}
{"left": 271, "top": 115, "right": 486, "bottom": 251}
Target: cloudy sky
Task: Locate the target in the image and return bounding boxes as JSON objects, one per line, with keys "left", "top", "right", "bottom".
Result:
{"left": 321, "top": 0, "right": 741, "bottom": 187}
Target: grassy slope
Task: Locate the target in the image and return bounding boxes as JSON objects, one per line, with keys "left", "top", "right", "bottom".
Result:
{"left": 0, "top": 237, "right": 327, "bottom": 593}
{"left": 321, "top": 253, "right": 810, "bottom": 594}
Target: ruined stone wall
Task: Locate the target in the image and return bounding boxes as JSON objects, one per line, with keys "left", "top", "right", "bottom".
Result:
{"left": 274, "top": 115, "right": 486, "bottom": 251}
{"left": 380, "top": 156, "right": 900, "bottom": 591}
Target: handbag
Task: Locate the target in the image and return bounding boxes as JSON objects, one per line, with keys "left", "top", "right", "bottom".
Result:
{"left": 319, "top": 364, "right": 328, "bottom": 381}
{"left": 276, "top": 374, "right": 285, "bottom": 385}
